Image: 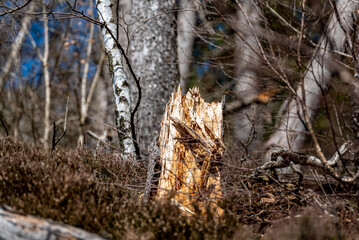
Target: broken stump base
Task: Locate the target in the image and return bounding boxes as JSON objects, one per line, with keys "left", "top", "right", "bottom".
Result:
{"left": 156, "top": 87, "right": 224, "bottom": 216}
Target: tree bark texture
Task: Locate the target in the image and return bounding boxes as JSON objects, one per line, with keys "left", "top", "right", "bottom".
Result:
{"left": 266, "top": 0, "right": 356, "bottom": 155}
{"left": 43, "top": 2, "right": 51, "bottom": 149}
{"left": 156, "top": 87, "right": 224, "bottom": 215}
{"left": 234, "top": 1, "right": 261, "bottom": 104}
{"left": 177, "top": 0, "right": 196, "bottom": 92}
{"left": 97, "top": 0, "right": 136, "bottom": 158}
{"left": 0, "top": 208, "right": 105, "bottom": 240}
{"left": 130, "top": 0, "right": 179, "bottom": 151}
{"left": 351, "top": 15, "right": 359, "bottom": 163}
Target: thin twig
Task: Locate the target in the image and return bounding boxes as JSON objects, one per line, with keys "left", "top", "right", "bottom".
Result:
{"left": 0, "top": 0, "right": 32, "bottom": 16}
{"left": 0, "top": 117, "right": 9, "bottom": 137}
{"left": 51, "top": 97, "right": 69, "bottom": 151}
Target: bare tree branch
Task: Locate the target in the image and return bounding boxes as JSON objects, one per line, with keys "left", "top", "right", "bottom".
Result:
{"left": 0, "top": 0, "right": 32, "bottom": 16}
{"left": 0, "top": 3, "right": 35, "bottom": 89}
{"left": 266, "top": 0, "right": 357, "bottom": 157}
{"left": 52, "top": 97, "right": 69, "bottom": 151}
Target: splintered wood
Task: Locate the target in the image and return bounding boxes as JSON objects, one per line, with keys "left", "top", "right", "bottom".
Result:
{"left": 156, "top": 87, "right": 224, "bottom": 215}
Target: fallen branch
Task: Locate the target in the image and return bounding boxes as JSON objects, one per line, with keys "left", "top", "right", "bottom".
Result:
{"left": 257, "top": 141, "right": 357, "bottom": 183}
{"left": 0, "top": 207, "right": 105, "bottom": 240}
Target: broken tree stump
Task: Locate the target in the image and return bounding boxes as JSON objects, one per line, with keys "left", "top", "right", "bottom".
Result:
{"left": 156, "top": 87, "right": 225, "bottom": 215}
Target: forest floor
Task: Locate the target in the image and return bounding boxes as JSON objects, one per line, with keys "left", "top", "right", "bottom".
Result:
{"left": 1, "top": 137, "right": 359, "bottom": 239}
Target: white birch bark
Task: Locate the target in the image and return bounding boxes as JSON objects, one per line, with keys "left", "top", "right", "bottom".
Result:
{"left": 266, "top": 0, "right": 357, "bottom": 156}
{"left": 97, "top": 0, "right": 136, "bottom": 158}
{"left": 177, "top": 0, "right": 196, "bottom": 92}
{"left": 0, "top": 3, "right": 34, "bottom": 89}
{"left": 117, "top": 0, "right": 134, "bottom": 105}
{"left": 233, "top": 0, "right": 262, "bottom": 149}
{"left": 43, "top": 2, "right": 51, "bottom": 149}
{"left": 130, "top": 0, "right": 179, "bottom": 150}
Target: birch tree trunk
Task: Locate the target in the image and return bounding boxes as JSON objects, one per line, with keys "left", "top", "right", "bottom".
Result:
{"left": 233, "top": 0, "right": 262, "bottom": 150}
{"left": 43, "top": 2, "right": 51, "bottom": 149}
{"left": 97, "top": 0, "right": 136, "bottom": 158}
{"left": 177, "top": 0, "right": 196, "bottom": 92}
{"left": 130, "top": 0, "right": 179, "bottom": 151}
{"left": 0, "top": 3, "right": 34, "bottom": 90}
{"left": 266, "top": 0, "right": 356, "bottom": 157}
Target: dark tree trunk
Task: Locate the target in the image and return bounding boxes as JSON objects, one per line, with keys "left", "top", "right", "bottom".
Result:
{"left": 130, "top": 0, "right": 179, "bottom": 151}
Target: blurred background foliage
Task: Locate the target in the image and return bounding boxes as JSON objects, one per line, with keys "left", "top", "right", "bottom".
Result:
{"left": 0, "top": 0, "right": 355, "bottom": 159}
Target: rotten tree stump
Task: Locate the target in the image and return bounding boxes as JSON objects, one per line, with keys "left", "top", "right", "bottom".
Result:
{"left": 156, "top": 87, "right": 224, "bottom": 215}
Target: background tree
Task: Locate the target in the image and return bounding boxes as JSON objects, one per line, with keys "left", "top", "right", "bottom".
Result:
{"left": 177, "top": 0, "right": 197, "bottom": 92}
{"left": 42, "top": 0, "right": 51, "bottom": 149}
{"left": 266, "top": 0, "right": 356, "bottom": 158}
{"left": 233, "top": 0, "right": 264, "bottom": 152}
{"left": 96, "top": 0, "right": 136, "bottom": 158}
{"left": 129, "top": 0, "right": 179, "bottom": 153}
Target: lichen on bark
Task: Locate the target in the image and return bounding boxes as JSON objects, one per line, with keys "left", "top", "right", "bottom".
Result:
{"left": 97, "top": 0, "right": 135, "bottom": 158}
{"left": 130, "top": 0, "right": 179, "bottom": 151}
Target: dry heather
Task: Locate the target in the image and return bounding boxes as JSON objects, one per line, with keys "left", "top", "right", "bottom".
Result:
{"left": 0, "top": 137, "right": 358, "bottom": 239}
